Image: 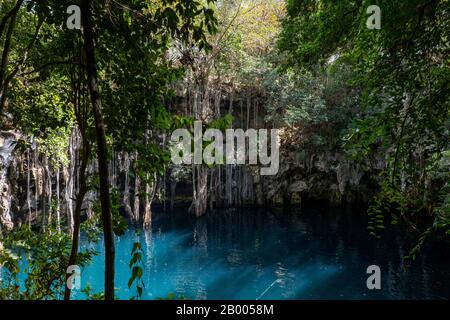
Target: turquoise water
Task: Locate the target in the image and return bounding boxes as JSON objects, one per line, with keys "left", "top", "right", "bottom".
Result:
{"left": 72, "top": 206, "right": 450, "bottom": 300}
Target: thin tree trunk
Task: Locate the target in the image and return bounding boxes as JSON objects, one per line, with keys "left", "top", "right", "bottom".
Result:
{"left": 122, "top": 152, "right": 134, "bottom": 223}
{"left": 246, "top": 96, "right": 250, "bottom": 130}
{"left": 81, "top": 0, "right": 115, "bottom": 300}
{"left": 41, "top": 157, "right": 48, "bottom": 233}
{"left": 217, "top": 166, "right": 222, "bottom": 207}
{"left": 26, "top": 149, "right": 32, "bottom": 225}
{"left": 46, "top": 160, "right": 52, "bottom": 226}
{"left": 65, "top": 133, "right": 75, "bottom": 235}
{"left": 209, "top": 170, "right": 214, "bottom": 210}
{"left": 56, "top": 167, "right": 60, "bottom": 232}
{"left": 0, "top": 0, "right": 23, "bottom": 39}
{"left": 33, "top": 149, "right": 38, "bottom": 222}
{"left": 64, "top": 140, "right": 90, "bottom": 300}
{"left": 170, "top": 179, "right": 176, "bottom": 211}
{"left": 190, "top": 165, "right": 208, "bottom": 216}
{"left": 1, "top": 17, "right": 44, "bottom": 112}
{"left": 133, "top": 152, "right": 140, "bottom": 224}
{"left": 143, "top": 173, "right": 157, "bottom": 229}
{"left": 0, "top": 0, "right": 24, "bottom": 115}
{"left": 226, "top": 93, "right": 234, "bottom": 207}
{"left": 0, "top": 0, "right": 23, "bottom": 89}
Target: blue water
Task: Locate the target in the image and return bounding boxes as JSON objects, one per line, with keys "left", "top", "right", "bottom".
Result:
{"left": 71, "top": 206, "right": 450, "bottom": 300}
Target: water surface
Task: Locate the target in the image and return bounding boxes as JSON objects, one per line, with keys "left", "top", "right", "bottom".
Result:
{"left": 74, "top": 206, "right": 450, "bottom": 300}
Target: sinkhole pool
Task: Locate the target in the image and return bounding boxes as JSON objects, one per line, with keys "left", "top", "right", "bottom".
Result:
{"left": 70, "top": 205, "right": 450, "bottom": 300}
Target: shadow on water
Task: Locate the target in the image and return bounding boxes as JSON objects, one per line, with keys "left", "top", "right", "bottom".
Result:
{"left": 74, "top": 205, "right": 450, "bottom": 300}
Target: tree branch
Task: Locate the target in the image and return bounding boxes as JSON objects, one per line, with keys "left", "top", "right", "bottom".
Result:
{"left": 0, "top": 0, "right": 24, "bottom": 92}
{"left": 0, "top": 0, "right": 24, "bottom": 39}
{"left": 18, "top": 61, "right": 87, "bottom": 77}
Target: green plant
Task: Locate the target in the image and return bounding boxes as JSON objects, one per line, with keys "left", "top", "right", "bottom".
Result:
{"left": 128, "top": 237, "right": 145, "bottom": 300}
{"left": 0, "top": 226, "right": 95, "bottom": 300}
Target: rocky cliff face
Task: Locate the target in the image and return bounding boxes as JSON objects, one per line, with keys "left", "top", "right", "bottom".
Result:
{"left": 0, "top": 129, "right": 158, "bottom": 232}
{"left": 0, "top": 131, "right": 20, "bottom": 231}
{"left": 0, "top": 121, "right": 385, "bottom": 232}
{"left": 262, "top": 150, "right": 385, "bottom": 206}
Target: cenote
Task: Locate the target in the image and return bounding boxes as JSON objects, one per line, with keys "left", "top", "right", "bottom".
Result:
{"left": 69, "top": 205, "right": 450, "bottom": 300}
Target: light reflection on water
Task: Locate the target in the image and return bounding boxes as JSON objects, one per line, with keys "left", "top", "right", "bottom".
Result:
{"left": 72, "top": 206, "right": 450, "bottom": 300}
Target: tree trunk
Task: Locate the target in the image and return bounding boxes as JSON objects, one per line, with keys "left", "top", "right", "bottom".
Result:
{"left": 209, "top": 170, "right": 214, "bottom": 210}
{"left": 64, "top": 139, "right": 89, "bottom": 300}
{"left": 65, "top": 132, "right": 75, "bottom": 235}
{"left": 81, "top": 0, "right": 115, "bottom": 300}
{"left": 40, "top": 157, "right": 47, "bottom": 233}
{"left": 170, "top": 179, "right": 176, "bottom": 211}
{"left": 189, "top": 165, "right": 208, "bottom": 217}
{"left": 254, "top": 172, "right": 264, "bottom": 206}
{"left": 56, "top": 167, "right": 60, "bottom": 232}
{"left": 143, "top": 173, "right": 157, "bottom": 229}
{"left": 122, "top": 152, "right": 134, "bottom": 223}
{"left": 0, "top": 0, "right": 22, "bottom": 87}
{"left": 226, "top": 165, "right": 233, "bottom": 207}
{"left": 133, "top": 152, "right": 140, "bottom": 224}
{"left": 0, "top": 0, "right": 24, "bottom": 115}
{"left": 0, "top": 0, "right": 22, "bottom": 39}
{"left": 46, "top": 159, "right": 52, "bottom": 226}
{"left": 26, "top": 149, "right": 32, "bottom": 225}
{"left": 33, "top": 149, "right": 39, "bottom": 223}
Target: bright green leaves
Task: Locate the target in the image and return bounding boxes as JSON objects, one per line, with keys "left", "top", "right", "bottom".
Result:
{"left": 207, "top": 114, "right": 233, "bottom": 131}
{"left": 110, "top": 189, "right": 129, "bottom": 236}
{"left": 278, "top": 0, "right": 450, "bottom": 245}
{"left": 279, "top": 0, "right": 362, "bottom": 67}
{"left": 90, "top": 188, "right": 129, "bottom": 237}
{"left": 341, "top": 117, "right": 388, "bottom": 162}
{"left": 203, "top": 7, "right": 217, "bottom": 35}
{"left": 172, "top": 115, "right": 195, "bottom": 129}
{"left": 162, "top": 7, "right": 180, "bottom": 31}
{"left": 128, "top": 238, "right": 145, "bottom": 300}
{"left": 90, "top": 1, "right": 219, "bottom": 189}
{"left": 265, "top": 69, "right": 327, "bottom": 126}
{"left": 12, "top": 84, "right": 74, "bottom": 167}
{"left": 0, "top": 225, "right": 96, "bottom": 300}
{"left": 135, "top": 142, "right": 171, "bottom": 179}
{"left": 367, "top": 173, "right": 411, "bottom": 238}
{"left": 148, "top": 0, "right": 218, "bottom": 50}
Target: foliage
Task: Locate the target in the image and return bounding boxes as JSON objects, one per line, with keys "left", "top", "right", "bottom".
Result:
{"left": 156, "top": 292, "right": 188, "bottom": 300}
{"left": 80, "top": 284, "right": 105, "bottom": 300}
{"left": 128, "top": 237, "right": 144, "bottom": 300}
{"left": 0, "top": 226, "right": 95, "bottom": 300}
{"left": 278, "top": 0, "right": 450, "bottom": 240}
{"left": 265, "top": 69, "right": 327, "bottom": 125}
{"left": 90, "top": 188, "right": 129, "bottom": 237}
